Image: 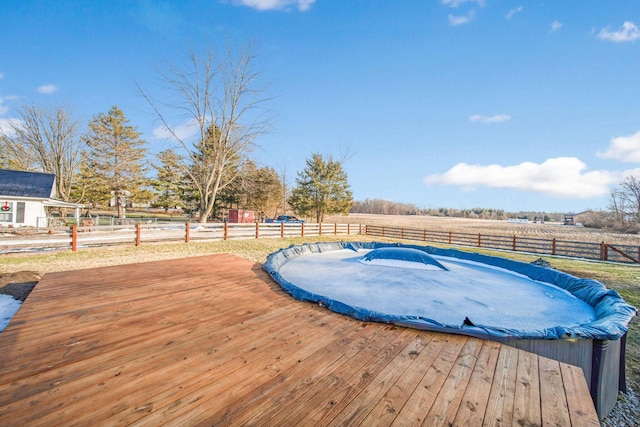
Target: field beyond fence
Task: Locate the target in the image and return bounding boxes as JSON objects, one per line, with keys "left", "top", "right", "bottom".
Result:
{"left": 364, "top": 225, "right": 640, "bottom": 264}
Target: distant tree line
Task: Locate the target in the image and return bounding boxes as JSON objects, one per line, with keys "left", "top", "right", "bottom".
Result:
{"left": 350, "top": 200, "right": 568, "bottom": 222}
{"left": 421, "top": 207, "right": 509, "bottom": 220}
{"left": 350, "top": 199, "right": 420, "bottom": 215}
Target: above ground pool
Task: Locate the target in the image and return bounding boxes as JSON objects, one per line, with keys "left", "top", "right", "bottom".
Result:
{"left": 264, "top": 241, "right": 635, "bottom": 341}
{"left": 263, "top": 241, "right": 637, "bottom": 419}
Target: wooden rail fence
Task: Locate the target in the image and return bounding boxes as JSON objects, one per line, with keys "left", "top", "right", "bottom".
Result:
{"left": 0, "top": 222, "right": 363, "bottom": 254}
{"left": 3, "top": 221, "right": 640, "bottom": 264}
{"left": 365, "top": 225, "right": 640, "bottom": 264}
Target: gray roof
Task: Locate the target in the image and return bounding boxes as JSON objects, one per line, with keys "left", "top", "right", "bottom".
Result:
{"left": 0, "top": 169, "right": 55, "bottom": 199}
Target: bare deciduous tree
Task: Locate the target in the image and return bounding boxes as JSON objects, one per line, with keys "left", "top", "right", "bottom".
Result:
{"left": 277, "top": 164, "right": 289, "bottom": 217}
{"left": 0, "top": 104, "right": 81, "bottom": 202}
{"left": 608, "top": 189, "right": 626, "bottom": 224}
{"left": 607, "top": 175, "right": 640, "bottom": 231}
{"left": 619, "top": 175, "right": 640, "bottom": 223}
{"left": 138, "top": 42, "right": 270, "bottom": 223}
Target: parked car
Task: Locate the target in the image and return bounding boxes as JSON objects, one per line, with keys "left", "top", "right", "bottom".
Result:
{"left": 265, "top": 215, "right": 305, "bottom": 223}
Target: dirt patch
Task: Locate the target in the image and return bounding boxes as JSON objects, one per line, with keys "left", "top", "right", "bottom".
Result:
{"left": 0, "top": 271, "right": 41, "bottom": 301}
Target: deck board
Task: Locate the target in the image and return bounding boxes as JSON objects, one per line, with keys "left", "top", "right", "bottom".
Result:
{"left": 0, "top": 254, "right": 599, "bottom": 425}
{"left": 513, "top": 349, "right": 542, "bottom": 426}
{"left": 452, "top": 340, "right": 501, "bottom": 425}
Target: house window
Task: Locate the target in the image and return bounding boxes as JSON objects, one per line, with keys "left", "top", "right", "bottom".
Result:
{"left": 0, "top": 201, "right": 12, "bottom": 222}
{"left": 16, "top": 202, "right": 25, "bottom": 223}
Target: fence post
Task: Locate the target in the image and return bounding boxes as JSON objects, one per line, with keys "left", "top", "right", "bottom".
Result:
{"left": 280, "top": 222, "right": 284, "bottom": 238}
{"left": 224, "top": 222, "right": 229, "bottom": 240}
{"left": 448, "top": 231, "right": 452, "bottom": 245}
{"left": 255, "top": 222, "right": 259, "bottom": 239}
{"left": 512, "top": 235, "right": 516, "bottom": 251}
{"left": 347, "top": 223, "right": 350, "bottom": 235}
{"left": 185, "top": 222, "right": 190, "bottom": 243}
{"left": 71, "top": 225, "right": 77, "bottom": 251}
{"left": 334, "top": 223, "right": 337, "bottom": 235}
{"left": 319, "top": 223, "right": 323, "bottom": 236}
{"left": 477, "top": 233, "right": 481, "bottom": 247}
{"left": 135, "top": 223, "right": 141, "bottom": 247}
{"left": 423, "top": 228, "right": 427, "bottom": 242}
{"left": 301, "top": 222, "right": 305, "bottom": 237}
{"left": 381, "top": 226, "right": 384, "bottom": 238}
{"left": 601, "top": 242, "right": 607, "bottom": 261}
{"left": 552, "top": 238, "right": 556, "bottom": 256}
{"left": 401, "top": 227, "right": 405, "bottom": 239}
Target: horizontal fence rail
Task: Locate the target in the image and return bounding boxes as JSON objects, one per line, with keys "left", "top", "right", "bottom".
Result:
{"left": 364, "top": 225, "right": 640, "bottom": 264}
{"left": 0, "top": 222, "right": 364, "bottom": 254}
{"left": 2, "top": 221, "right": 640, "bottom": 264}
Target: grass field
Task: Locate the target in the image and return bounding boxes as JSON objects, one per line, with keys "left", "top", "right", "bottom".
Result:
{"left": 327, "top": 213, "right": 640, "bottom": 245}
{"left": 1, "top": 213, "right": 639, "bottom": 393}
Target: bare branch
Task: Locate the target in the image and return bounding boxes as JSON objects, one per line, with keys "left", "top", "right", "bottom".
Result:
{"left": 137, "top": 41, "right": 271, "bottom": 222}
{"left": 1, "top": 104, "right": 81, "bottom": 201}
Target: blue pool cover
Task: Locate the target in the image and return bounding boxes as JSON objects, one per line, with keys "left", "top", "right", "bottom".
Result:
{"left": 263, "top": 241, "right": 637, "bottom": 341}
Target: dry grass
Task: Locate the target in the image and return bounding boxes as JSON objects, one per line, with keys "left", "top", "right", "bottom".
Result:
{"left": 0, "top": 236, "right": 366, "bottom": 274}
{"left": 326, "top": 213, "right": 640, "bottom": 245}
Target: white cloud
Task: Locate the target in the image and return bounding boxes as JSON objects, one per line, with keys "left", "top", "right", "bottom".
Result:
{"left": 469, "top": 114, "right": 511, "bottom": 124}
{"left": 232, "top": 0, "right": 315, "bottom": 11}
{"left": 550, "top": 20, "right": 562, "bottom": 32}
{"left": 505, "top": 6, "right": 522, "bottom": 20}
{"left": 425, "top": 157, "right": 618, "bottom": 198}
{"left": 442, "top": 0, "right": 482, "bottom": 25}
{"left": 153, "top": 118, "right": 201, "bottom": 141}
{"left": 597, "top": 21, "right": 640, "bottom": 42}
{"left": 0, "top": 92, "right": 23, "bottom": 138}
{"left": 597, "top": 130, "right": 640, "bottom": 162}
{"left": 449, "top": 12, "right": 475, "bottom": 26}
{"left": 37, "top": 84, "right": 58, "bottom": 94}
{"left": 441, "top": 0, "right": 485, "bottom": 8}
{"left": 0, "top": 95, "right": 19, "bottom": 116}
{"left": 0, "top": 118, "right": 22, "bottom": 138}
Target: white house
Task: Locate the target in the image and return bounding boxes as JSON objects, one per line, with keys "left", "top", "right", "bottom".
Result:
{"left": 0, "top": 169, "right": 83, "bottom": 228}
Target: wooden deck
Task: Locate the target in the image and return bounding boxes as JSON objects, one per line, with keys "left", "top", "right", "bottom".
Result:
{"left": 0, "top": 254, "right": 599, "bottom": 426}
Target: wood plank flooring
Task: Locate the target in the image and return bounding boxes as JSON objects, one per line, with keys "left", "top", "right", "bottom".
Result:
{"left": 0, "top": 254, "right": 599, "bottom": 426}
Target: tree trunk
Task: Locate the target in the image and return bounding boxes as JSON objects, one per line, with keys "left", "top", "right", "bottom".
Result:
{"left": 117, "top": 192, "right": 126, "bottom": 219}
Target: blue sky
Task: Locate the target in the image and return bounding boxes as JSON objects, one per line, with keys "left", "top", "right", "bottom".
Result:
{"left": 1, "top": 0, "right": 640, "bottom": 213}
